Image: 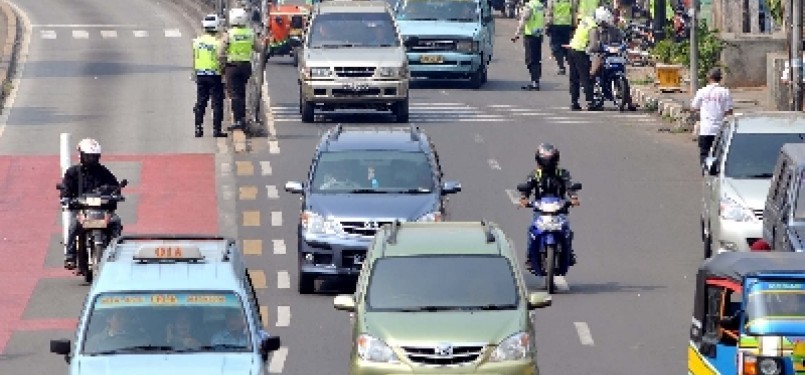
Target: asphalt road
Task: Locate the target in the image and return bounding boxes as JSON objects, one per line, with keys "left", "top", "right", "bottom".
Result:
{"left": 0, "top": 0, "right": 705, "bottom": 374}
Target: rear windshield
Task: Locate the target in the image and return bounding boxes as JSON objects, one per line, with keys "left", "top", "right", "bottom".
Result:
{"left": 724, "top": 133, "right": 805, "bottom": 179}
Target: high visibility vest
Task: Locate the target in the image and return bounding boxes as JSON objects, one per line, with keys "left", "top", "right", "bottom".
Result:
{"left": 193, "top": 34, "right": 221, "bottom": 75}
{"left": 649, "top": 0, "right": 674, "bottom": 21}
{"left": 577, "top": 0, "right": 598, "bottom": 20}
{"left": 568, "top": 16, "right": 596, "bottom": 51}
{"left": 524, "top": 0, "right": 545, "bottom": 36}
{"left": 552, "top": 0, "right": 572, "bottom": 26}
{"left": 227, "top": 27, "right": 254, "bottom": 62}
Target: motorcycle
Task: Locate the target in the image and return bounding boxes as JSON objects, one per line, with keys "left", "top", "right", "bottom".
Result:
{"left": 57, "top": 179, "right": 128, "bottom": 283}
{"left": 503, "top": 0, "right": 519, "bottom": 19}
{"left": 517, "top": 182, "right": 581, "bottom": 294}
{"left": 591, "top": 42, "right": 634, "bottom": 112}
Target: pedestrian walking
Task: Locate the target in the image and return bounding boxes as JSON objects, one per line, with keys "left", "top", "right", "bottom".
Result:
{"left": 512, "top": 0, "right": 547, "bottom": 90}
{"left": 691, "top": 67, "right": 734, "bottom": 170}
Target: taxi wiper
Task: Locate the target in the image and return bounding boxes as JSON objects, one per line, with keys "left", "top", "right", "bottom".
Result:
{"left": 90, "top": 345, "right": 174, "bottom": 355}
{"left": 398, "top": 305, "right": 463, "bottom": 312}
{"left": 347, "top": 188, "right": 390, "bottom": 194}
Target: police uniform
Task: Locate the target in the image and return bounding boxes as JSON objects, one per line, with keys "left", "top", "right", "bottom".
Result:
{"left": 576, "top": 0, "right": 599, "bottom": 24}
{"left": 192, "top": 32, "right": 226, "bottom": 137}
{"left": 567, "top": 15, "right": 597, "bottom": 109}
{"left": 222, "top": 26, "right": 256, "bottom": 130}
{"left": 648, "top": 0, "right": 674, "bottom": 28}
{"left": 546, "top": 0, "right": 573, "bottom": 74}
{"left": 514, "top": 0, "right": 546, "bottom": 90}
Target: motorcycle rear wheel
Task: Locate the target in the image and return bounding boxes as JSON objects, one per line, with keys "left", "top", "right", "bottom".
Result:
{"left": 544, "top": 244, "right": 556, "bottom": 294}
{"left": 78, "top": 240, "right": 93, "bottom": 284}
{"left": 612, "top": 76, "right": 630, "bottom": 111}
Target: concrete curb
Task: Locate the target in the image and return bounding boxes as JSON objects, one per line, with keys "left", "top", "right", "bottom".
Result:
{"left": 0, "top": 0, "right": 20, "bottom": 110}
{"left": 629, "top": 84, "right": 696, "bottom": 131}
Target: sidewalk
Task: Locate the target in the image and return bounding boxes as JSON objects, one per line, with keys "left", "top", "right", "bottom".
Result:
{"left": 626, "top": 66, "right": 769, "bottom": 134}
{"left": 0, "top": 0, "right": 18, "bottom": 112}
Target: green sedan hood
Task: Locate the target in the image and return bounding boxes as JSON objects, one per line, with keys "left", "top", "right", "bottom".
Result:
{"left": 362, "top": 309, "right": 526, "bottom": 345}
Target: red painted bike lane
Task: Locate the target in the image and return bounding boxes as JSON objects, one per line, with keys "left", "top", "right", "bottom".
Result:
{"left": 0, "top": 153, "right": 220, "bottom": 354}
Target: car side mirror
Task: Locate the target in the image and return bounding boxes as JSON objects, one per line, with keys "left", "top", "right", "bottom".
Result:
{"left": 259, "top": 336, "right": 281, "bottom": 360}
{"left": 403, "top": 36, "right": 419, "bottom": 48}
{"left": 527, "top": 292, "right": 552, "bottom": 309}
{"left": 120, "top": 179, "right": 128, "bottom": 188}
{"left": 569, "top": 182, "right": 582, "bottom": 191}
{"left": 285, "top": 181, "right": 305, "bottom": 194}
{"left": 333, "top": 294, "right": 356, "bottom": 312}
{"left": 441, "top": 181, "right": 462, "bottom": 195}
{"left": 704, "top": 156, "right": 718, "bottom": 176}
{"left": 50, "top": 338, "right": 71, "bottom": 362}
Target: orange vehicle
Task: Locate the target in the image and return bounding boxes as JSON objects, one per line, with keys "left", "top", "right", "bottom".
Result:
{"left": 263, "top": 3, "right": 311, "bottom": 66}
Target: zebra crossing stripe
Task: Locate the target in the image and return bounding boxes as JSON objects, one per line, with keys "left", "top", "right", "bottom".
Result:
{"left": 100, "top": 30, "right": 117, "bottom": 38}
{"left": 41, "top": 30, "right": 56, "bottom": 39}
{"left": 133, "top": 30, "right": 149, "bottom": 38}
{"left": 164, "top": 29, "right": 182, "bottom": 38}
{"left": 72, "top": 30, "right": 89, "bottom": 39}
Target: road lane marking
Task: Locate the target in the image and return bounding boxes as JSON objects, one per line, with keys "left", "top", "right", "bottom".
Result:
{"left": 133, "top": 30, "right": 148, "bottom": 38}
{"left": 164, "top": 28, "right": 182, "bottom": 37}
{"left": 72, "top": 30, "right": 89, "bottom": 39}
{"left": 236, "top": 161, "right": 254, "bottom": 176}
{"left": 217, "top": 138, "right": 229, "bottom": 154}
{"left": 243, "top": 239, "right": 262, "bottom": 255}
{"left": 273, "top": 239, "right": 286, "bottom": 254}
{"left": 268, "top": 140, "right": 280, "bottom": 154}
{"left": 233, "top": 130, "right": 247, "bottom": 152}
{"left": 277, "top": 271, "right": 290, "bottom": 289}
{"left": 473, "top": 133, "right": 484, "bottom": 143}
{"left": 271, "top": 211, "right": 282, "bottom": 227}
{"left": 555, "top": 276, "right": 570, "bottom": 292}
{"left": 259, "top": 161, "right": 272, "bottom": 175}
{"left": 248, "top": 270, "right": 267, "bottom": 288}
{"left": 505, "top": 189, "right": 521, "bottom": 205}
{"left": 488, "top": 159, "right": 501, "bottom": 170}
{"left": 32, "top": 24, "right": 139, "bottom": 28}
{"left": 260, "top": 305, "right": 269, "bottom": 328}
{"left": 40, "top": 30, "right": 56, "bottom": 39}
{"left": 239, "top": 185, "right": 258, "bottom": 200}
{"left": 574, "top": 322, "right": 595, "bottom": 346}
{"left": 268, "top": 347, "right": 288, "bottom": 373}
{"left": 243, "top": 211, "right": 261, "bottom": 226}
{"left": 276, "top": 306, "right": 291, "bottom": 327}
{"left": 100, "top": 30, "right": 117, "bottom": 38}
{"left": 266, "top": 185, "right": 279, "bottom": 199}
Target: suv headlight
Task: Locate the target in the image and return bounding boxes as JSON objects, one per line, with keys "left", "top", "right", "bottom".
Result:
{"left": 304, "top": 67, "right": 332, "bottom": 78}
{"left": 377, "top": 67, "right": 402, "bottom": 78}
{"left": 719, "top": 195, "right": 755, "bottom": 222}
{"left": 456, "top": 40, "right": 479, "bottom": 53}
{"left": 416, "top": 211, "right": 442, "bottom": 222}
{"left": 301, "top": 211, "right": 343, "bottom": 235}
{"left": 489, "top": 332, "right": 531, "bottom": 362}
{"left": 357, "top": 334, "right": 399, "bottom": 363}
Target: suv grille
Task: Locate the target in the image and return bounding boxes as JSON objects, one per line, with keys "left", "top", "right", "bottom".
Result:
{"left": 401, "top": 344, "right": 484, "bottom": 366}
{"left": 753, "top": 209, "right": 763, "bottom": 220}
{"left": 410, "top": 39, "right": 457, "bottom": 52}
{"left": 340, "top": 220, "right": 394, "bottom": 237}
{"left": 334, "top": 67, "right": 375, "bottom": 78}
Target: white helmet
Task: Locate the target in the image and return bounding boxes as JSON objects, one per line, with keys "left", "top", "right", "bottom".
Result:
{"left": 229, "top": 8, "right": 248, "bottom": 27}
{"left": 202, "top": 14, "right": 221, "bottom": 32}
{"left": 594, "top": 6, "right": 614, "bottom": 25}
{"left": 76, "top": 138, "right": 102, "bottom": 155}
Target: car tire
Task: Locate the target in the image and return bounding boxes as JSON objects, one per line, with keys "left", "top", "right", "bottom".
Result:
{"left": 301, "top": 100, "right": 315, "bottom": 123}
{"left": 470, "top": 66, "right": 484, "bottom": 89}
{"left": 298, "top": 273, "right": 315, "bottom": 294}
{"left": 393, "top": 98, "right": 409, "bottom": 123}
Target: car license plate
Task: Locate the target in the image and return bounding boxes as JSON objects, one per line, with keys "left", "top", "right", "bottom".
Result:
{"left": 342, "top": 82, "right": 370, "bottom": 91}
{"left": 420, "top": 54, "right": 443, "bottom": 64}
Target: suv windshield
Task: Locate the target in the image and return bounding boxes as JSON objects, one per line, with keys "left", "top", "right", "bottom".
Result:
{"left": 366, "top": 255, "right": 519, "bottom": 311}
{"left": 745, "top": 281, "right": 805, "bottom": 335}
{"left": 724, "top": 133, "right": 805, "bottom": 179}
{"left": 311, "top": 150, "right": 434, "bottom": 193}
{"left": 397, "top": 0, "right": 479, "bottom": 21}
{"left": 81, "top": 292, "right": 252, "bottom": 355}
{"left": 309, "top": 12, "right": 399, "bottom": 48}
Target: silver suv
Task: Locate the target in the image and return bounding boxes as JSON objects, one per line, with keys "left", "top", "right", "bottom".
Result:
{"left": 701, "top": 112, "right": 805, "bottom": 258}
{"left": 295, "top": 0, "right": 410, "bottom": 123}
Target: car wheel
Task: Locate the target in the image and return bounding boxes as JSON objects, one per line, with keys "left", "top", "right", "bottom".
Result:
{"left": 301, "top": 100, "right": 315, "bottom": 123}
{"left": 298, "top": 273, "right": 315, "bottom": 294}
{"left": 470, "top": 67, "right": 484, "bottom": 89}
{"left": 393, "top": 98, "right": 409, "bottom": 123}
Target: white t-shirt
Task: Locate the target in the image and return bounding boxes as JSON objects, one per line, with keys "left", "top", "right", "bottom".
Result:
{"left": 690, "top": 83, "right": 734, "bottom": 136}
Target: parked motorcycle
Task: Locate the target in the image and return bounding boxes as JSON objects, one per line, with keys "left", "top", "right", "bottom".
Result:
{"left": 591, "top": 42, "right": 633, "bottom": 111}
{"left": 57, "top": 179, "right": 128, "bottom": 283}
{"left": 517, "top": 182, "right": 581, "bottom": 294}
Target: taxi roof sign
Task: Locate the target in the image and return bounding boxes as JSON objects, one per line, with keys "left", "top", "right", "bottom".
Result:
{"left": 133, "top": 245, "right": 205, "bottom": 262}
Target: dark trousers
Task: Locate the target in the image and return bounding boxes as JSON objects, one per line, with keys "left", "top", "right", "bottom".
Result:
{"left": 698, "top": 135, "right": 716, "bottom": 168}
{"left": 66, "top": 215, "right": 122, "bottom": 258}
{"left": 225, "top": 62, "right": 253, "bottom": 123}
{"left": 194, "top": 75, "right": 224, "bottom": 130}
{"left": 568, "top": 49, "right": 593, "bottom": 105}
{"left": 549, "top": 25, "right": 572, "bottom": 68}
{"left": 523, "top": 34, "right": 543, "bottom": 83}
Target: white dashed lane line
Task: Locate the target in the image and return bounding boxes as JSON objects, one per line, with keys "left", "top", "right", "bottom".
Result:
{"left": 276, "top": 306, "right": 291, "bottom": 327}
{"left": 260, "top": 161, "right": 273, "bottom": 175}
{"left": 277, "top": 271, "right": 290, "bottom": 289}
{"left": 488, "top": 159, "right": 501, "bottom": 170}
{"left": 272, "top": 239, "right": 286, "bottom": 255}
{"left": 574, "top": 322, "right": 595, "bottom": 346}
{"left": 271, "top": 211, "right": 282, "bottom": 226}
{"left": 268, "top": 347, "right": 288, "bottom": 373}
{"left": 266, "top": 185, "right": 279, "bottom": 199}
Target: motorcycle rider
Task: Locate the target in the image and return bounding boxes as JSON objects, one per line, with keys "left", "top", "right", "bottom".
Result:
{"left": 588, "top": 6, "right": 637, "bottom": 110}
{"left": 60, "top": 138, "right": 121, "bottom": 270}
{"left": 517, "top": 143, "right": 580, "bottom": 266}
{"left": 221, "top": 7, "right": 258, "bottom": 130}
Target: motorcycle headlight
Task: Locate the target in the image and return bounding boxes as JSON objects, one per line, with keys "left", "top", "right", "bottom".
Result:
{"left": 535, "top": 216, "right": 563, "bottom": 231}
{"left": 377, "top": 67, "right": 402, "bottom": 78}
{"left": 456, "top": 40, "right": 479, "bottom": 52}
{"left": 743, "top": 355, "right": 782, "bottom": 375}
{"left": 301, "top": 211, "right": 343, "bottom": 235}
{"left": 489, "top": 332, "right": 531, "bottom": 362}
{"left": 356, "top": 334, "right": 399, "bottom": 363}
{"left": 719, "top": 196, "right": 755, "bottom": 222}
{"left": 304, "top": 67, "right": 332, "bottom": 78}
{"left": 416, "top": 211, "right": 442, "bottom": 222}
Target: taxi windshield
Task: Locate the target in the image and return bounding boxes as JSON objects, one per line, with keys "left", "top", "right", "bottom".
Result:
{"left": 745, "top": 282, "right": 805, "bottom": 336}
{"left": 397, "top": 0, "right": 479, "bottom": 21}
{"left": 81, "top": 291, "right": 253, "bottom": 355}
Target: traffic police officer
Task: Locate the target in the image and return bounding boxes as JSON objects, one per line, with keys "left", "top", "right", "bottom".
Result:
{"left": 566, "top": 8, "right": 599, "bottom": 110}
{"left": 512, "top": 0, "right": 546, "bottom": 90}
{"left": 648, "top": 0, "right": 674, "bottom": 28}
{"left": 221, "top": 7, "right": 257, "bottom": 130}
{"left": 192, "top": 14, "right": 227, "bottom": 138}
{"left": 546, "top": 0, "right": 574, "bottom": 75}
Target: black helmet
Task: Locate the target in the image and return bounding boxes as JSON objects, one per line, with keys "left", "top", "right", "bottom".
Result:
{"left": 535, "top": 143, "right": 560, "bottom": 170}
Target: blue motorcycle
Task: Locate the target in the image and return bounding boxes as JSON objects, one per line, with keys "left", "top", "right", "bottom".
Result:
{"left": 517, "top": 182, "right": 581, "bottom": 294}
{"left": 591, "top": 42, "right": 634, "bottom": 112}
